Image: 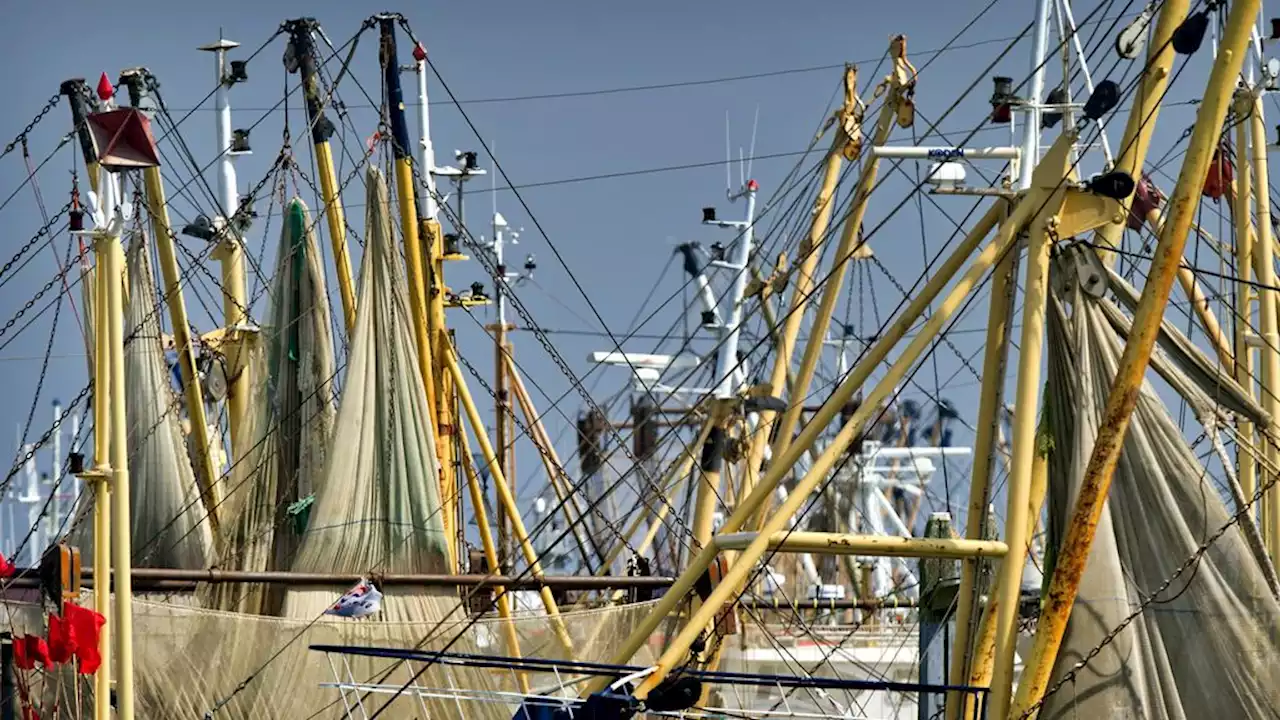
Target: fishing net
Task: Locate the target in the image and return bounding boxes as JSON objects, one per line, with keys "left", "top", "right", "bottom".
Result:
{"left": 1, "top": 594, "right": 663, "bottom": 718}
{"left": 68, "top": 229, "right": 213, "bottom": 571}
{"left": 282, "top": 167, "right": 452, "bottom": 622}
{"left": 1038, "top": 261, "right": 1280, "bottom": 719}
{"left": 207, "top": 199, "right": 338, "bottom": 615}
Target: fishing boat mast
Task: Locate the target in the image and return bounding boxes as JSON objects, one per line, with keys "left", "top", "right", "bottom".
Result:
{"left": 196, "top": 36, "right": 257, "bottom": 464}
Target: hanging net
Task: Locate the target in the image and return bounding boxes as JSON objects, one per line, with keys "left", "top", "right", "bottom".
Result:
{"left": 1038, "top": 255, "right": 1280, "bottom": 719}
{"left": 281, "top": 166, "right": 452, "bottom": 622}
{"left": 69, "top": 228, "right": 213, "bottom": 571}
{"left": 207, "top": 199, "right": 338, "bottom": 615}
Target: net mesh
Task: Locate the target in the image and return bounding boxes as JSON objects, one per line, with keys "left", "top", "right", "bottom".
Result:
{"left": 2, "top": 595, "right": 661, "bottom": 718}
{"left": 1040, "top": 278, "right": 1280, "bottom": 719}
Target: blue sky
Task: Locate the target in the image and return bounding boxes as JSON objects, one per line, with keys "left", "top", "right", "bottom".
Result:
{"left": 0, "top": 1, "right": 1226, "bottom": 552}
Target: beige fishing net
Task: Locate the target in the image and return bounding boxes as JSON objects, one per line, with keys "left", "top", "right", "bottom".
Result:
{"left": 1039, "top": 263, "right": 1280, "bottom": 719}
{"left": 69, "top": 228, "right": 213, "bottom": 571}
{"left": 208, "top": 198, "right": 338, "bottom": 615}
{"left": 2, "top": 594, "right": 662, "bottom": 718}
{"left": 280, "top": 167, "right": 452, "bottom": 623}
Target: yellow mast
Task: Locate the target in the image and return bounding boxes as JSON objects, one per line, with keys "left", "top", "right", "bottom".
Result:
{"left": 1247, "top": 92, "right": 1280, "bottom": 563}
{"left": 87, "top": 220, "right": 113, "bottom": 720}
{"left": 1091, "top": 0, "right": 1191, "bottom": 266}
{"left": 1013, "top": 2, "right": 1259, "bottom": 712}
{"left": 113, "top": 72, "right": 226, "bottom": 533}
{"left": 1235, "top": 108, "right": 1258, "bottom": 500}
{"left": 286, "top": 18, "right": 357, "bottom": 335}
{"left": 447, "top": 347, "right": 576, "bottom": 655}
{"left": 771, "top": 35, "right": 915, "bottom": 460}
{"left": 741, "top": 64, "right": 860, "bottom": 523}
{"left": 105, "top": 202, "right": 136, "bottom": 720}
{"left": 378, "top": 17, "right": 455, "bottom": 568}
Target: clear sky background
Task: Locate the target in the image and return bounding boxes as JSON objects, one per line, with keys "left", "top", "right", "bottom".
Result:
{"left": 0, "top": 1, "right": 1226, "bottom": 554}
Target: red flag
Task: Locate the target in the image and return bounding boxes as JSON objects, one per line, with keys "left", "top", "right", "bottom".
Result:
{"left": 47, "top": 612, "right": 75, "bottom": 665}
{"left": 63, "top": 601, "right": 106, "bottom": 674}
{"left": 0, "top": 551, "right": 14, "bottom": 578}
{"left": 14, "top": 635, "right": 50, "bottom": 670}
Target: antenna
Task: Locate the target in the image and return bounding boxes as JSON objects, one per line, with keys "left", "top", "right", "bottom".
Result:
{"left": 747, "top": 105, "right": 760, "bottom": 183}
{"left": 724, "top": 111, "right": 732, "bottom": 194}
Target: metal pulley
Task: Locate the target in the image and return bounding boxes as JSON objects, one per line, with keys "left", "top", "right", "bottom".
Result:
{"left": 1115, "top": 6, "right": 1154, "bottom": 59}
{"left": 197, "top": 349, "right": 229, "bottom": 403}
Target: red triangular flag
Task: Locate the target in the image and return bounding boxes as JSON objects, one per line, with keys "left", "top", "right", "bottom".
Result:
{"left": 47, "top": 613, "right": 75, "bottom": 665}
{"left": 96, "top": 72, "right": 114, "bottom": 101}
{"left": 0, "top": 551, "right": 14, "bottom": 578}
{"left": 64, "top": 601, "right": 106, "bottom": 674}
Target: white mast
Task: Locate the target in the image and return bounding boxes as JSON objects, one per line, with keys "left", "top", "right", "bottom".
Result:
{"left": 412, "top": 42, "right": 440, "bottom": 221}
{"left": 198, "top": 37, "right": 243, "bottom": 219}
{"left": 706, "top": 179, "right": 758, "bottom": 399}
{"left": 1018, "top": 0, "right": 1053, "bottom": 190}
{"left": 51, "top": 398, "right": 62, "bottom": 533}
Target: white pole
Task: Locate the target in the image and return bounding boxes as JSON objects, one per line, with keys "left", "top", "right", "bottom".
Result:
{"left": 1019, "top": 0, "right": 1053, "bottom": 190}
{"left": 51, "top": 399, "right": 62, "bottom": 530}
{"left": 213, "top": 46, "right": 238, "bottom": 217}
{"left": 712, "top": 182, "right": 757, "bottom": 399}
{"left": 415, "top": 46, "right": 440, "bottom": 221}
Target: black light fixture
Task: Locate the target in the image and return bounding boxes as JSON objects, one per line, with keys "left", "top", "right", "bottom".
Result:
{"left": 709, "top": 241, "right": 725, "bottom": 261}
{"left": 1086, "top": 170, "right": 1137, "bottom": 200}
{"left": 68, "top": 452, "right": 85, "bottom": 475}
{"left": 470, "top": 281, "right": 486, "bottom": 299}
{"left": 1271, "top": 18, "right": 1280, "bottom": 39}
{"left": 444, "top": 233, "right": 460, "bottom": 254}
{"left": 1041, "top": 86, "right": 1068, "bottom": 129}
{"left": 459, "top": 150, "right": 478, "bottom": 170}
{"left": 990, "top": 76, "right": 1015, "bottom": 124}
{"left": 701, "top": 310, "right": 717, "bottom": 327}
{"left": 523, "top": 253, "right": 536, "bottom": 273}
{"left": 181, "top": 214, "right": 217, "bottom": 241}
{"left": 231, "top": 128, "right": 251, "bottom": 153}
{"left": 702, "top": 207, "right": 717, "bottom": 222}
{"left": 69, "top": 208, "right": 84, "bottom": 232}
{"left": 1172, "top": 10, "right": 1210, "bottom": 55}
{"left": 228, "top": 60, "right": 249, "bottom": 84}
{"left": 1083, "top": 80, "right": 1121, "bottom": 121}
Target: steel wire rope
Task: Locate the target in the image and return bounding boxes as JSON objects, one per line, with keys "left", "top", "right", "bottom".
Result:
{"left": 217, "top": 2, "right": 1100, "bottom": 707}
{"left": 162, "top": 7, "right": 1147, "bottom": 115}
{"left": 353, "top": 7, "right": 1122, "bottom": 711}
{"left": 673, "top": 5, "right": 1208, "bottom": 707}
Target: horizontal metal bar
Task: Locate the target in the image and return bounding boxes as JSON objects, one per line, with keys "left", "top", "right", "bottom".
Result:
{"left": 872, "top": 145, "right": 1020, "bottom": 160}
{"left": 2, "top": 568, "right": 676, "bottom": 590}
{"left": 712, "top": 531, "right": 1008, "bottom": 559}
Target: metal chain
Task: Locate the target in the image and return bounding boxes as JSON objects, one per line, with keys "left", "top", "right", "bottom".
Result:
{"left": 0, "top": 200, "right": 72, "bottom": 284}
{"left": 0, "top": 255, "right": 76, "bottom": 347}
{"left": 868, "top": 253, "right": 984, "bottom": 383}
{"left": 0, "top": 384, "right": 91, "bottom": 497}
{"left": 289, "top": 159, "right": 367, "bottom": 249}
{"left": 0, "top": 93, "right": 61, "bottom": 161}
